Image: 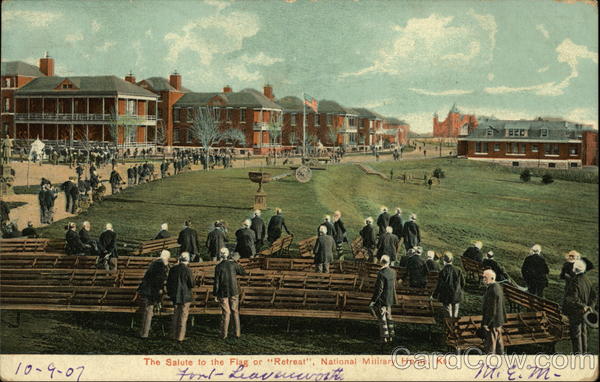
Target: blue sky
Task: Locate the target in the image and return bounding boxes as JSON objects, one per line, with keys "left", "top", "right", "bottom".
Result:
{"left": 2, "top": 0, "right": 598, "bottom": 133}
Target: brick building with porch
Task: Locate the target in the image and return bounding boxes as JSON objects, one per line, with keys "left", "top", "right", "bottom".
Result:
{"left": 457, "top": 117, "right": 598, "bottom": 168}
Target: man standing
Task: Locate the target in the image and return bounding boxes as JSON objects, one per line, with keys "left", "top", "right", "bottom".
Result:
{"left": 332, "top": 211, "right": 347, "bottom": 256}
{"left": 62, "top": 177, "right": 78, "bottom": 214}
{"left": 0, "top": 200, "right": 10, "bottom": 226}
{"left": 167, "top": 252, "right": 194, "bottom": 343}
{"left": 377, "top": 226, "right": 399, "bottom": 263}
{"left": 369, "top": 255, "right": 397, "bottom": 344}
{"left": 359, "top": 217, "right": 377, "bottom": 261}
{"left": 318, "top": 215, "right": 335, "bottom": 236}
{"left": 109, "top": 169, "right": 123, "bottom": 195}
{"left": 267, "top": 208, "right": 291, "bottom": 243}
{"left": 250, "top": 210, "right": 266, "bottom": 251}
{"left": 138, "top": 250, "right": 170, "bottom": 338}
{"left": 213, "top": 248, "right": 248, "bottom": 339}
{"left": 463, "top": 241, "right": 484, "bottom": 263}
{"left": 433, "top": 252, "right": 464, "bottom": 318}
{"left": 482, "top": 251, "right": 509, "bottom": 283}
{"left": 313, "top": 225, "right": 336, "bottom": 273}
{"left": 402, "top": 214, "right": 420, "bottom": 251}
{"left": 178, "top": 220, "right": 200, "bottom": 262}
{"left": 388, "top": 208, "right": 404, "bottom": 241}
{"left": 206, "top": 221, "right": 228, "bottom": 262}
{"left": 481, "top": 269, "right": 507, "bottom": 355}
{"left": 376, "top": 207, "right": 390, "bottom": 236}
{"left": 521, "top": 244, "right": 549, "bottom": 297}
{"left": 127, "top": 167, "right": 134, "bottom": 186}
{"left": 560, "top": 250, "right": 594, "bottom": 291}
{"left": 563, "top": 260, "right": 597, "bottom": 354}
{"left": 405, "top": 247, "right": 428, "bottom": 288}
{"left": 235, "top": 220, "right": 256, "bottom": 259}
{"left": 98, "top": 223, "right": 118, "bottom": 271}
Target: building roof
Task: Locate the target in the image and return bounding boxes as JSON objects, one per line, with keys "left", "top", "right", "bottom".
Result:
{"left": 175, "top": 88, "right": 282, "bottom": 109}
{"left": 276, "top": 96, "right": 311, "bottom": 113}
{"left": 318, "top": 99, "right": 357, "bottom": 115}
{"left": 1, "top": 61, "right": 45, "bottom": 77}
{"left": 15, "top": 75, "right": 157, "bottom": 97}
{"left": 353, "top": 107, "right": 385, "bottom": 120}
{"left": 461, "top": 118, "right": 595, "bottom": 142}
{"left": 449, "top": 103, "right": 460, "bottom": 114}
{"left": 384, "top": 117, "right": 408, "bottom": 125}
{"left": 138, "top": 77, "right": 191, "bottom": 93}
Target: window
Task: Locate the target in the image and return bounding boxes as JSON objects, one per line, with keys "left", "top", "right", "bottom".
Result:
{"left": 494, "top": 143, "right": 500, "bottom": 152}
{"left": 187, "top": 107, "right": 193, "bottom": 122}
{"left": 475, "top": 142, "right": 488, "bottom": 153}
{"left": 519, "top": 143, "right": 526, "bottom": 154}
{"left": 226, "top": 108, "right": 231, "bottom": 122}
{"left": 507, "top": 129, "right": 526, "bottom": 137}
{"left": 314, "top": 114, "right": 320, "bottom": 126}
{"left": 486, "top": 128, "right": 494, "bottom": 137}
{"left": 62, "top": 83, "right": 73, "bottom": 89}
{"left": 570, "top": 162, "right": 578, "bottom": 168}
{"left": 126, "top": 100, "right": 135, "bottom": 115}
{"left": 506, "top": 142, "right": 521, "bottom": 154}
{"left": 181, "top": 129, "right": 187, "bottom": 143}
{"left": 569, "top": 145, "right": 578, "bottom": 156}
{"left": 544, "top": 143, "right": 559, "bottom": 156}
{"left": 327, "top": 114, "right": 333, "bottom": 126}
{"left": 174, "top": 108, "right": 180, "bottom": 122}
{"left": 540, "top": 128, "right": 548, "bottom": 137}
{"left": 531, "top": 144, "right": 539, "bottom": 153}
{"left": 512, "top": 162, "right": 519, "bottom": 167}
{"left": 240, "top": 109, "right": 246, "bottom": 123}
{"left": 548, "top": 163, "right": 556, "bottom": 168}
{"left": 174, "top": 129, "right": 180, "bottom": 143}
{"left": 290, "top": 113, "right": 296, "bottom": 126}
{"left": 4, "top": 97, "right": 10, "bottom": 112}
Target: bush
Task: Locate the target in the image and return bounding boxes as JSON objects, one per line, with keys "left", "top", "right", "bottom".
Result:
{"left": 542, "top": 173, "right": 554, "bottom": 184}
{"left": 432, "top": 167, "right": 445, "bottom": 179}
{"left": 520, "top": 169, "right": 532, "bottom": 182}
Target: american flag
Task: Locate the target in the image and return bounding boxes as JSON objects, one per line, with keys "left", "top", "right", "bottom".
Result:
{"left": 303, "top": 94, "right": 318, "bottom": 113}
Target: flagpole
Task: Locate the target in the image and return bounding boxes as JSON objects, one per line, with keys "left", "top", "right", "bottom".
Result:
{"left": 302, "top": 92, "right": 306, "bottom": 159}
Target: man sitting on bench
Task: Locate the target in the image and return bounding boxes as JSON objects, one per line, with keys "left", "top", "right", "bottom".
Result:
{"left": 65, "top": 222, "right": 91, "bottom": 256}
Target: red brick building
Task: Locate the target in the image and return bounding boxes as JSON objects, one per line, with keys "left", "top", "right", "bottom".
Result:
{"left": 12, "top": 74, "right": 158, "bottom": 144}
{"left": 457, "top": 117, "right": 598, "bottom": 168}
{"left": 171, "top": 85, "right": 283, "bottom": 154}
{"left": 277, "top": 96, "right": 317, "bottom": 148}
{"left": 433, "top": 103, "right": 478, "bottom": 138}
{"left": 1, "top": 54, "right": 52, "bottom": 137}
{"left": 383, "top": 117, "right": 410, "bottom": 145}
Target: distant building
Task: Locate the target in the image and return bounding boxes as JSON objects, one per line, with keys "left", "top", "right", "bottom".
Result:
{"left": 383, "top": 117, "right": 410, "bottom": 146}
{"left": 1, "top": 53, "right": 51, "bottom": 137}
{"left": 457, "top": 117, "right": 598, "bottom": 168}
{"left": 433, "top": 103, "right": 478, "bottom": 138}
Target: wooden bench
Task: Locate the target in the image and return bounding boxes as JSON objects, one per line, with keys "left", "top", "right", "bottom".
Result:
{"left": 0, "top": 238, "right": 49, "bottom": 254}
{"left": 298, "top": 236, "right": 317, "bottom": 258}
{"left": 502, "top": 283, "right": 568, "bottom": 327}
{"left": 127, "top": 237, "right": 180, "bottom": 256}
{"left": 350, "top": 237, "right": 367, "bottom": 261}
{"left": 444, "top": 311, "right": 567, "bottom": 351}
{"left": 258, "top": 235, "right": 294, "bottom": 257}
{"left": 461, "top": 256, "right": 483, "bottom": 283}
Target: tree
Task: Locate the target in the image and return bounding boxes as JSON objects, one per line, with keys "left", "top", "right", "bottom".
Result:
{"left": 520, "top": 169, "right": 532, "bottom": 182}
{"left": 222, "top": 128, "right": 246, "bottom": 147}
{"left": 542, "top": 173, "right": 554, "bottom": 184}
{"left": 326, "top": 126, "right": 337, "bottom": 147}
{"left": 188, "top": 106, "right": 226, "bottom": 170}
{"left": 432, "top": 167, "right": 445, "bottom": 179}
{"left": 108, "top": 107, "right": 142, "bottom": 151}
{"left": 267, "top": 111, "right": 283, "bottom": 156}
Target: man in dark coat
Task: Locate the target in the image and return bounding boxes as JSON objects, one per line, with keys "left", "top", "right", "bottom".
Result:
{"left": 79, "top": 221, "right": 99, "bottom": 256}
{"left": 402, "top": 214, "right": 420, "bottom": 251}
{"left": 127, "top": 167, "right": 135, "bottom": 185}
{"left": 482, "top": 251, "right": 508, "bottom": 283}
{"left": 377, "top": 226, "right": 399, "bottom": 263}
{"left": 425, "top": 250, "right": 441, "bottom": 272}
{"left": 317, "top": 215, "right": 335, "bottom": 236}
{"left": 167, "top": 252, "right": 194, "bottom": 342}
{"left": 560, "top": 250, "right": 594, "bottom": 291}
{"left": 376, "top": 207, "right": 390, "bottom": 236}
{"left": 177, "top": 220, "right": 200, "bottom": 261}
{"left": 62, "top": 177, "right": 77, "bottom": 214}
{"left": 250, "top": 210, "right": 266, "bottom": 250}
{"left": 0, "top": 200, "right": 10, "bottom": 226}
{"left": 481, "top": 269, "right": 507, "bottom": 354}
{"left": 405, "top": 248, "right": 428, "bottom": 288}
{"left": 138, "top": 250, "right": 170, "bottom": 338}
{"left": 462, "top": 241, "right": 483, "bottom": 263}
{"left": 369, "top": 255, "right": 397, "bottom": 343}
{"left": 313, "top": 225, "right": 337, "bottom": 273}
{"left": 563, "top": 259, "right": 597, "bottom": 354}
{"left": 98, "top": 223, "right": 118, "bottom": 270}
{"left": 213, "top": 248, "right": 248, "bottom": 339}
{"left": 154, "top": 223, "right": 170, "bottom": 240}
{"left": 332, "top": 211, "right": 347, "bottom": 256}
{"left": 388, "top": 208, "right": 404, "bottom": 239}
{"left": 21, "top": 221, "right": 39, "bottom": 238}
{"left": 38, "top": 184, "right": 57, "bottom": 224}
{"left": 359, "top": 217, "right": 377, "bottom": 261}
{"left": 433, "top": 252, "right": 465, "bottom": 318}
{"left": 65, "top": 222, "right": 90, "bottom": 255}
{"left": 235, "top": 220, "right": 256, "bottom": 259}
{"left": 206, "top": 221, "right": 228, "bottom": 261}
{"left": 109, "top": 169, "right": 123, "bottom": 194}
{"left": 267, "top": 208, "right": 291, "bottom": 243}
{"left": 521, "top": 244, "right": 549, "bottom": 297}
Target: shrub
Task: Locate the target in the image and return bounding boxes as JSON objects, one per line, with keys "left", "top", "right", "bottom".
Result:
{"left": 542, "top": 173, "right": 554, "bottom": 184}
{"left": 432, "top": 167, "right": 445, "bottom": 179}
{"left": 520, "top": 169, "right": 532, "bottom": 182}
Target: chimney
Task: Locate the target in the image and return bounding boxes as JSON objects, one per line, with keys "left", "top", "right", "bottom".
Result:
{"left": 263, "top": 84, "right": 274, "bottom": 100}
{"left": 39, "top": 51, "right": 55, "bottom": 76}
{"left": 223, "top": 85, "right": 233, "bottom": 93}
{"left": 125, "top": 70, "right": 136, "bottom": 84}
{"left": 169, "top": 70, "right": 182, "bottom": 91}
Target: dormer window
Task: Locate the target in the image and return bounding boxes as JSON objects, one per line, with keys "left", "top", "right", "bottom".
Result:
{"left": 55, "top": 79, "right": 78, "bottom": 90}
{"left": 486, "top": 128, "right": 494, "bottom": 137}
{"left": 540, "top": 128, "right": 548, "bottom": 137}
{"left": 62, "top": 83, "right": 72, "bottom": 89}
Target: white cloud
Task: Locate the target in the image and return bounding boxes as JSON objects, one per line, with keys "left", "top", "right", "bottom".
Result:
{"left": 224, "top": 63, "right": 261, "bottom": 82}
{"left": 91, "top": 20, "right": 101, "bottom": 33}
{"left": 3, "top": 10, "right": 61, "bottom": 27}
{"left": 204, "top": 0, "right": 231, "bottom": 11}
{"left": 401, "top": 112, "right": 437, "bottom": 134}
{"left": 536, "top": 24, "right": 549, "bottom": 39}
{"left": 96, "top": 41, "right": 116, "bottom": 52}
{"left": 565, "top": 107, "right": 598, "bottom": 129}
{"left": 341, "top": 11, "right": 496, "bottom": 77}
{"left": 537, "top": 65, "right": 550, "bottom": 73}
{"left": 484, "top": 38, "right": 598, "bottom": 96}
{"left": 240, "top": 52, "right": 284, "bottom": 66}
{"left": 408, "top": 88, "right": 474, "bottom": 96}
{"left": 65, "top": 32, "right": 84, "bottom": 43}
{"left": 362, "top": 98, "right": 394, "bottom": 109}
{"left": 164, "top": 11, "right": 259, "bottom": 65}
{"left": 487, "top": 73, "right": 494, "bottom": 81}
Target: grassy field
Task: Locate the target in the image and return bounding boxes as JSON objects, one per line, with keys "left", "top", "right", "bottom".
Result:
{"left": 2, "top": 158, "right": 598, "bottom": 354}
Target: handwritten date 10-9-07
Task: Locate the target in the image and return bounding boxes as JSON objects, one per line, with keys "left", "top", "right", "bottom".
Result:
{"left": 14, "top": 361, "right": 85, "bottom": 381}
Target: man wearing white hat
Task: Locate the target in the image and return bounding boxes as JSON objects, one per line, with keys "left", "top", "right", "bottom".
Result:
{"left": 313, "top": 225, "right": 336, "bottom": 273}
{"left": 481, "top": 269, "right": 506, "bottom": 354}
{"left": 369, "top": 255, "right": 397, "bottom": 344}
{"left": 360, "top": 217, "right": 377, "bottom": 261}
{"left": 167, "top": 252, "right": 194, "bottom": 343}
{"left": 376, "top": 207, "right": 390, "bottom": 236}
{"left": 521, "top": 244, "right": 549, "bottom": 297}
{"left": 563, "top": 259, "right": 596, "bottom": 354}
{"left": 214, "top": 248, "right": 248, "bottom": 339}
{"left": 235, "top": 219, "right": 256, "bottom": 259}
{"left": 402, "top": 213, "right": 420, "bottom": 251}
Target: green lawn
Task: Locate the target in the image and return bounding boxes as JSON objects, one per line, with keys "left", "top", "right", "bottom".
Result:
{"left": 3, "top": 158, "right": 598, "bottom": 354}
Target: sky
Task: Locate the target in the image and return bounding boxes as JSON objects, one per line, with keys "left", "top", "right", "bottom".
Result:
{"left": 1, "top": 0, "right": 598, "bottom": 133}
